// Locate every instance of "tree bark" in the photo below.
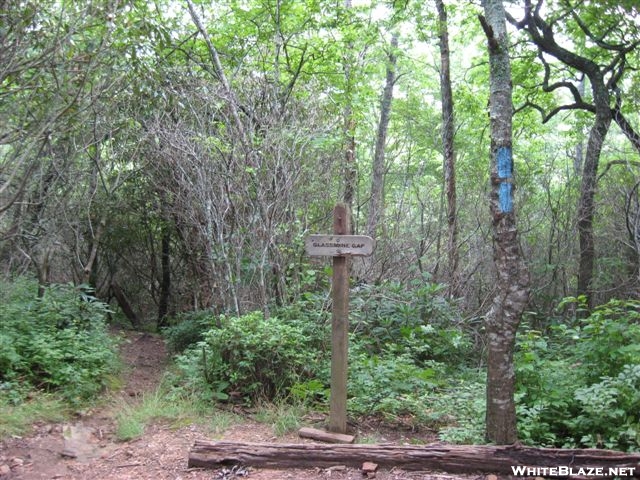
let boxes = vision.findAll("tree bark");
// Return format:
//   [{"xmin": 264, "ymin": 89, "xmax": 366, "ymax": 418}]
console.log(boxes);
[
  {"xmin": 436, "ymin": 0, "xmax": 459, "ymax": 298},
  {"xmin": 366, "ymin": 34, "xmax": 398, "ymax": 239},
  {"xmin": 189, "ymin": 440, "xmax": 640, "ymax": 476},
  {"xmin": 111, "ymin": 281, "xmax": 141, "ymax": 329},
  {"xmin": 613, "ymin": 108, "xmax": 640, "ymax": 155},
  {"xmin": 577, "ymin": 80, "xmax": 611, "ymax": 306},
  {"xmin": 157, "ymin": 227, "xmax": 171, "ymax": 327},
  {"xmin": 82, "ymin": 218, "xmax": 105, "ymax": 287},
  {"xmin": 479, "ymin": 0, "xmax": 530, "ymax": 445},
  {"xmin": 342, "ymin": 0, "xmax": 356, "ymax": 224}
]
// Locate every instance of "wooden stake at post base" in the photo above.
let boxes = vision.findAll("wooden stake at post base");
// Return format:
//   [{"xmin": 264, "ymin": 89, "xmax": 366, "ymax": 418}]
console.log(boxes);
[
  {"xmin": 330, "ymin": 203, "xmax": 350, "ymax": 434},
  {"xmin": 298, "ymin": 427, "xmax": 355, "ymax": 444}
]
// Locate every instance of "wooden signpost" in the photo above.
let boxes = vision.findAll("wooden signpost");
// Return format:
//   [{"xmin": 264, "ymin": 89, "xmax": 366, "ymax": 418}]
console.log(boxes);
[{"xmin": 305, "ymin": 204, "xmax": 375, "ymax": 434}]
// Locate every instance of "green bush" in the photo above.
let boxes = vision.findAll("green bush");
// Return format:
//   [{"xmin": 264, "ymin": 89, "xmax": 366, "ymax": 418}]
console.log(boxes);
[
  {"xmin": 569, "ymin": 364, "xmax": 640, "ymax": 450},
  {"xmin": 431, "ymin": 375, "xmax": 486, "ymax": 444},
  {"xmin": 174, "ymin": 311, "xmax": 321, "ymax": 402},
  {"xmin": 572, "ymin": 299, "xmax": 640, "ymax": 380},
  {"xmin": 0, "ymin": 277, "xmax": 119, "ymax": 405},
  {"xmin": 347, "ymin": 343, "xmax": 444, "ymax": 419},
  {"xmin": 165, "ymin": 286, "xmax": 477, "ymax": 435},
  {"xmin": 349, "ymin": 278, "xmax": 472, "ymax": 364},
  {"xmin": 515, "ymin": 299, "xmax": 640, "ymax": 450},
  {"xmin": 162, "ymin": 310, "xmax": 215, "ymax": 354}
]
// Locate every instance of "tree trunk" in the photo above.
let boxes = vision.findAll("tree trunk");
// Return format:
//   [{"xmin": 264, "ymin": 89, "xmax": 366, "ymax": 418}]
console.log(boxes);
[
  {"xmin": 111, "ymin": 281, "xmax": 141, "ymax": 329},
  {"xmin": 82, "ymin": 218, "xmax": 105, "ymax": 287},
  {"xmin": 573, "ymin": 76, "xmax": 586, "ymax": 175},
  {"xmin": 342, "ymin": 0, "xmax": 356, "ymax": 225},
  {"xmin": 189, "ymin": 440, "xmax": 640, "ymax": 476},
  {"xmin": 366, "ymin": 34, "xmax": 398, "ymax": 239},
  {"xmin": 157, "ymin": 227, "xmax": 171, "ymax": 327},
  {"xmin": 436, "ymin": 0, "xmax": 459, "ymax": 298},
  {"xmin": 343, "ymin": 115, "xmax": 357, "ymax": 234},
  {"xmin": 577, "ymin": 84, "xmax": 611, "ymax": 307},
  {"xmin": 479, "ymin": 0, "xmax": 530, "ymax": 445}
]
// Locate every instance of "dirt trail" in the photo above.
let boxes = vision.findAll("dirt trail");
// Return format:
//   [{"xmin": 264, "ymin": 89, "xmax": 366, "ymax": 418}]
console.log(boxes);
[{"xmin": 0, "ymin": 331, "xmax": 483, "ymax": 480}]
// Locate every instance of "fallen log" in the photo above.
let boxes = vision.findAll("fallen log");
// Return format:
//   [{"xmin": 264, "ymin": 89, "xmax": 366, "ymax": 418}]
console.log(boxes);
[{"xmin": 188, "ymin": 441, "xmax": 640, "ymax": 477}]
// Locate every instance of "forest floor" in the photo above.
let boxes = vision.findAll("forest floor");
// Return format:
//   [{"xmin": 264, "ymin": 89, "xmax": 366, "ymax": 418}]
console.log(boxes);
[{"xmin": 0, "ymin": 331, "xmax": 495, "ymax": 480}]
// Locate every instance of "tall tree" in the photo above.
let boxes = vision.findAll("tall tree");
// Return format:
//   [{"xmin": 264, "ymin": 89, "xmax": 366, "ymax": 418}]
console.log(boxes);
[
  {"xmin": 436, "ymin": 0, "xmax": 459, "ymax": 297},
  {"xmin": 479, "ymin": 0, "xmax": 531, "ymax": 444},
  {"xmin": 366, "ymin": 33, "xmax": 398, "ymax": 239},
  {"xmin": 342, "ymin": 0, "xmax": 358, "ymax": 221},
  {"xmin": 508, "ymin": 0, "xmax": 640, "ymax": 306}
]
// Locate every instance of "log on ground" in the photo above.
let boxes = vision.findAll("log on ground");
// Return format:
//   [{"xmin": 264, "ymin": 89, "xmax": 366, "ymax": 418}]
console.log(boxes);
[{"xmin": 188, "ymin": 441, "xmax": 640, "ymax": 476}]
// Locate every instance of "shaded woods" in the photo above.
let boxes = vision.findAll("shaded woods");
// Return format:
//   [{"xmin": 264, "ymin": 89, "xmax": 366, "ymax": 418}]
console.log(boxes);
[{"xmin": 2, "ymin": 0, "xmax": 640, "ymax": 452}]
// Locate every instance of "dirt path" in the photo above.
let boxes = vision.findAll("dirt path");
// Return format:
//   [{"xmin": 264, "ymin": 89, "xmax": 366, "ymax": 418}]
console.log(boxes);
[{"xmin": 0, "ymin": 331, "xmax": 485, "ymax": 480}]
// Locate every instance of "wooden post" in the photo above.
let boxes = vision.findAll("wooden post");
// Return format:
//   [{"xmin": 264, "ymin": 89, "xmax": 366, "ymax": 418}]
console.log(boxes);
[
  {"xmin": 304, "ymin": 205, "xmax": 373, "ymax": 435},
  {"xmin": 330, "ymin": 203, "xmax": 350, "ymax": 434}
]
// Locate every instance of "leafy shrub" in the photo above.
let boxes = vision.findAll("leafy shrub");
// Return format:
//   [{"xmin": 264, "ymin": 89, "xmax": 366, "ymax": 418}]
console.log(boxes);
[
  {"xmin": 569, "ymin": 364, "xmax": 640, "ymax": 450},
  {"xmin": 0, "ymin": 277, "xmax": 118, "ymax": 405},
  {"xmin": 515, "ymin": 299, "xmax": 640, "ymax": 450},
  {"xmin": 431, "ymin": 375, "xmax": 486, "ymax": 444},
  {"xmin": 288, "ymin": 336, "xmax": 483, "ymax": 435},
  {"xmin": 349, "ymin": 278, "xmax": 472, "ymax": 364},
  {"xmin": 163, "ymin": 310, "xmax": 215, "ymax": 354},
  {"xmin": 271, "ymin": 291, "xmax": 330, "ymax": 350},
  {"xmin": 572, "ymin": 299, "xmax": 640, "ymax": 380},
  {"xmin": 165, "ymin": 287, "xmax": 475, "ymax": 434},
  {"xmin": 347, "ymin": 343, "xmax": 445, "ymax": 420},
  {"xmin": 174, "ymin": 311, "xmax": 321, "ymax": 402}
]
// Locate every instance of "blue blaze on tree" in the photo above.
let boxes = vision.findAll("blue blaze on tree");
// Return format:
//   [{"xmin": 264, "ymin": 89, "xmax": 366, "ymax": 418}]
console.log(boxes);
[{"xmin": 497, "ymin": 147, "xmax": 513, "ymax": 214}]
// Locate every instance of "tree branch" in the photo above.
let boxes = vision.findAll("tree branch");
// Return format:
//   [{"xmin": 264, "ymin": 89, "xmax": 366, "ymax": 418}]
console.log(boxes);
[
  {"xmin": 566, "ymin": 1, "xmax": 629, "ymax": 52},
  {"xmin": 598, "ymin": 159, "xmax": 640, "ymax": 182},
  {"xmin": 478, "ymin": 15, "xmax": 499, "ymax": 51},
  {"xmin": 612, "ymin": 108, "xmax": 640, "ymax": 155},
  {"xmin": 186, "ymin": 0, "xmax": 250, "ymax": 155}
]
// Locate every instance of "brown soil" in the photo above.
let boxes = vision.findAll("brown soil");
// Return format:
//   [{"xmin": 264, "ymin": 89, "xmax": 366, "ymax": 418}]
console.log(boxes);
[{"xmin": 0, "ymin": 331, "xmax": 486, "ymax": 480}]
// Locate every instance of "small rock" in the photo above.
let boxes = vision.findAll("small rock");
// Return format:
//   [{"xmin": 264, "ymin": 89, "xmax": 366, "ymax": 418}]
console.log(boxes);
[
  {"xmin": 9, "ymin": 458, "xmax": 24, "ymax": 468},
  {"xmin": 326, "ymin": 465, "xmax": 346, "ymax": 472},
  {"xmin": 486, "ymin": 475, "xmax": 498, "ymax": 480},
  {"xmin": 362, "ymin": 462, "xmax": 378, "ymax": 473},
  {"xmin": 0, "ymin": 464, "xmax": 11, "ymax": 475}
]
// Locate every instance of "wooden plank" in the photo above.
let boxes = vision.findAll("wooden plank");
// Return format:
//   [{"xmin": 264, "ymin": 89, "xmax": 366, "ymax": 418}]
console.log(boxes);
[
  {"xmin": 188, "ymin": 440, "xmax": 640, "ymax": 476},
  {"xmin": 298, "ymin": 427, "xmax": 355, "ymax": 444},
  {"xmin": 329, "ymin": 204, "xmax": 350, "ymax": 434},
  {"xmin": 305, "ymin": 235, "xmax": 374, "ymax": 257}
]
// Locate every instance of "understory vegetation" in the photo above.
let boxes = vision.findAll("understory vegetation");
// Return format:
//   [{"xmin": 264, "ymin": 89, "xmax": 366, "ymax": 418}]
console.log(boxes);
[
  {"xmin": 0, "ymin": 279, "xmax": 119, "ymax": 434},
  {"xmin": 163, "ymin": 277, "xmax": 640, "ymax": 451},
  {"xmin": 2, "ymin": 276, "xmax": 640, "ymax": 451},
  {"xmin": 2, "ymin": 0, "xmax": 640, "ymax": 458}
]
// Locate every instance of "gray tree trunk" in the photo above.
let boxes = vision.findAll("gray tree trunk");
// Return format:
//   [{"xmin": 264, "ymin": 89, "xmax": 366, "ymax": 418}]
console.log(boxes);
[
  {"xmin": 366, "ymin": 34, "xmax": 398, "ymax": 239},
  {"xmin": 479, "ymin": 0, "xmax": 530, "ymax": 444},
  {"xmin": 436, "ymin": 0, "xmax": 459, "ymax": 298},
  {"xmin": 577, "ymin": 79, "xmax": 611, "ymax": 306},
  {"xmin": 342, "ymin": 0, "xmax": 356, "ymax": 220}
]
